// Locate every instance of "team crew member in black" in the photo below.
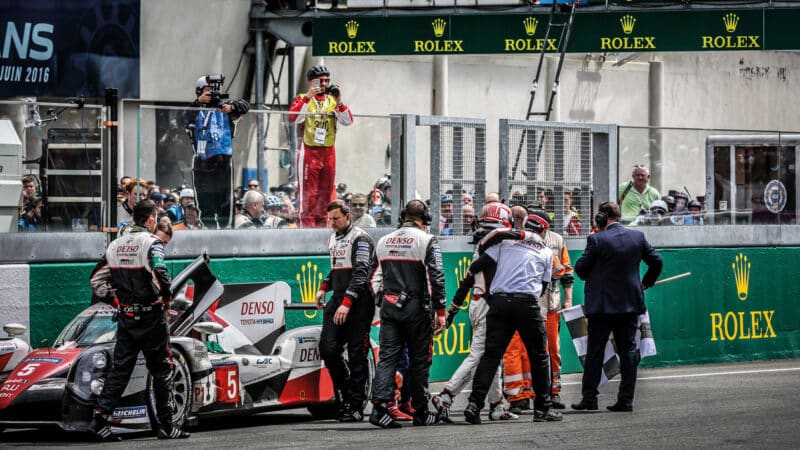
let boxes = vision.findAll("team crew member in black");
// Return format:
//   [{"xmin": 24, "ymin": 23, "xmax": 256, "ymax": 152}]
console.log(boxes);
[
  {"xmin": 315, "ymin": 200, "xmax": 376, "ymax": 422},
  {"xmin": 462, "ymin": 213, "xmax": 563, "ymax": 424},
  {"xmin": 88, "ymin": 200, "xmax": 189, "ymax": 441},
  {"xmin": 368, "ymin": 200, "xmax": 447, "ymax": 428}
]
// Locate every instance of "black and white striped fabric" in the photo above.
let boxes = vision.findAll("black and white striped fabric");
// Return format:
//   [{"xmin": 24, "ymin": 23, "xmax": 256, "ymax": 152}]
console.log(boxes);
[{"xmin": 562, "ymin": 305, "xmax": 657, "ymax": 385}]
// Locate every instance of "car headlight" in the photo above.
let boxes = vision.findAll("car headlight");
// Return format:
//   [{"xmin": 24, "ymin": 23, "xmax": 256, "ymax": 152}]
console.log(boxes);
[
  {"xmin": 90, "ymin": 379, "xmax": 105, "ymax": 396},
  {"xmin": 92, "ymin": 352, "xmax": 107, "ymax": 369},
  {"xmin": 69, "ymin": 348, "xmax": 111, "ymax": 401}
]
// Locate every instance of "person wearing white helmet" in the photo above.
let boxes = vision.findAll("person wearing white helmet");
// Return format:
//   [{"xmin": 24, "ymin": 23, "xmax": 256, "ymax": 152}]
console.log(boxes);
[
  {"xmin": 185, "ymin": 74, "xmax": 249, "ymax": 229},
  {"xmin": 166, "ymin": 188, "xmax": 195, "ymax": 224},
  {"xmin": 263, "ymin": 195, "xmax": 288, "ymax": 228},
  {"xmin": 288, "ymin": 65, "xmax": 353, "ymax": 228}
]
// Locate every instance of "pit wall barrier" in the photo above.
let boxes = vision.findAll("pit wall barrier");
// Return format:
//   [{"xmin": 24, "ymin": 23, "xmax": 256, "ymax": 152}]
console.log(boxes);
[{"xmin": 3, "ymin": 244, "xmax": 798, "ymax": 382}]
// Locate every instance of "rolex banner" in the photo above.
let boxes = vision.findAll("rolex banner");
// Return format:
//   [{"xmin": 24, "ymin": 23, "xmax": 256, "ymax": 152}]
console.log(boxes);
[
  {"xmin": 562, "ymin": 305, "xmax": 656, "ymax": 385},
  {"xmin": 313, "ymin": 8, "xmax": 800, "ymax": 56}
]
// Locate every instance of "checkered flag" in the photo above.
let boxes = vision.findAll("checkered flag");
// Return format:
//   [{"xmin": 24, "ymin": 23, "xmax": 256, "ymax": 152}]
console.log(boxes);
[{"xmin": 562, "ymin": 305, "xmax": 656, "ymax": 385}]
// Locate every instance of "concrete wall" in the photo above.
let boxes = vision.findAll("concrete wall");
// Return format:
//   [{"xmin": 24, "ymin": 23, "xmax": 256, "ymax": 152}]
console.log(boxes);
[{"xmin": 0, "ymin": 265, "xmax": 30, "ymax": 342}]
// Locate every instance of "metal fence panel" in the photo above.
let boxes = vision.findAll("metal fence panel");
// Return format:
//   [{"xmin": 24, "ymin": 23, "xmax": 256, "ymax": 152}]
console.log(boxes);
[
  {"xmin": 423, "ymin": 116, "xmax": 486, "ymax": 237},
  {"xmin": 500, "ymin": 120, "xmax": 593, "ymax": 237}
]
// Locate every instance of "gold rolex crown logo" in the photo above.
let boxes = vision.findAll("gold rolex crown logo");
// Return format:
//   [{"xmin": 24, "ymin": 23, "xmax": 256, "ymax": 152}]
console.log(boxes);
[
  {"xmin": 296, "ymin": 261, "xmax": 323, "ymax": 318},
  {"xmin": 432, "ymin": 18, "xmax": 447, "ymax": 38},
  {"xmin": 723, "ymin": 13, "xmax": 740, "ymax": 33},
  {"xmin": 620, "ymin": 14, "xmax": 636, "ymax": 35},
  {"xmin": 731, "ymin": 253, "xmax": 750, "ymax": 301},
  {"xmin": 523, "ymin": 17, "xmax": 539, "ymax": 36},
  {"xmin": 454, "ymin": 256, "xmax": 472, "ymax": 310},
  {"xmin": 345, "ymin": 19, "xmax": 359, "ymax": 39}
]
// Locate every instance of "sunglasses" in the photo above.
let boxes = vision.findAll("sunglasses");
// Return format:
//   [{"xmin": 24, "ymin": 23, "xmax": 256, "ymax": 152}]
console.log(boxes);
[
  {"xmin": 249, "ymin": 184, "xmax": 259, "ymax": 188},
  {"xmin": 352, "ymin": 202, "xmax": 366, "ymax": 207}
]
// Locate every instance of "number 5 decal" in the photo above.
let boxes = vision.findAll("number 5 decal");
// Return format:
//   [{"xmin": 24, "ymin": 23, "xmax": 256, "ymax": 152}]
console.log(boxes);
[
  {"xmin": 214, "ymin": 364, "xmax": 239, "ymax": 404},
  {"xmin": 17, "ymin": 363, "xmax": 41, "ymax": 376}
]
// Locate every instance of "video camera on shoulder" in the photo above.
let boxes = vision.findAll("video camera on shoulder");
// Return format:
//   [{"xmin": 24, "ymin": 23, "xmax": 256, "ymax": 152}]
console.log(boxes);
[{"xmin": 203, "ymin": 74, "xmax": 229, "ymax": 108}]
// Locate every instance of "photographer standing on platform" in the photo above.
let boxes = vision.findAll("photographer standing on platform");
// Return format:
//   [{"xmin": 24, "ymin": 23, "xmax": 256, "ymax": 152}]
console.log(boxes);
[
  {"xmin": 186, "ymin": 74, "xmax": 249, "ymax": 229},
  {"xmin": 289, "ymin": 65, "xmax": 353, "ymax": 228}
]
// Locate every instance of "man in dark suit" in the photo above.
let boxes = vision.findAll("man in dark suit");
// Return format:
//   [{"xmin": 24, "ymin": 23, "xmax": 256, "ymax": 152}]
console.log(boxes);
[{"xmin": 572, "ymin": 201, "xmax": 662, "ymax": 412}]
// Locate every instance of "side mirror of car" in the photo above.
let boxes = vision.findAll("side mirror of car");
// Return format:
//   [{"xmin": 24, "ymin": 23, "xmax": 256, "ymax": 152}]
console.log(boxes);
[
  {"xmin": 192, "ymin": 321, "xmax": 223, "ymax": 336},
  {"xmin": 3, "ymin": 323, "xmax": 27, "ymax": 338}
]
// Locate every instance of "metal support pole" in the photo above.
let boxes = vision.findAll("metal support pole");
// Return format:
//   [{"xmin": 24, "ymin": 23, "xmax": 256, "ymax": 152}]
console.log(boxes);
[
  {"xmin": 105, "ymin": 88, "xmax": 118, "ymax": 237},
  {"xmin": 256, "ymin": 30, "xmax": 266, "ymax": 190}
]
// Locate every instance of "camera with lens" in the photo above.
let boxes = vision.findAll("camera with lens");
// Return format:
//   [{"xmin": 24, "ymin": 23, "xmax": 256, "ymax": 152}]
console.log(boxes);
[
  {"xmin": 204, "ymin": 74, "xmax": 229, "ymax": 108},
  {"xmin": 326, "ymin": 84, "xmax": 341, "ymax": 98}
]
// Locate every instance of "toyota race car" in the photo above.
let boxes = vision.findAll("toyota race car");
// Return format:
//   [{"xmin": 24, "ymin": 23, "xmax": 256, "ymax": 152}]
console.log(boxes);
[{"xmin": 0, "ymin": 255, "xmax": 375, "ymax": 435}]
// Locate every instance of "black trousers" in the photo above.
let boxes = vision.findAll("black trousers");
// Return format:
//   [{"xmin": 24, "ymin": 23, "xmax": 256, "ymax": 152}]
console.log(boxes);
[
  {"xmin": 319, "ymin": 296, "xmax": 375, "ymax": 406},
  {"xmin": 581, "ymin": 312, "xmax": 640, "ymax": 406},
  {"xmin": 96, "ymin": 311, "xmax": 174, "ymax": 427},
  {"xmin": 372, "ymin": 298, "xmax": 433, "ymax": 414},
  {"xmin": 468, "ymin": 294, "xmax": 551, "ymax": 411},
  {"xmin": 193, "ymin": 154, "xmax": 232, "ymax": 229}
]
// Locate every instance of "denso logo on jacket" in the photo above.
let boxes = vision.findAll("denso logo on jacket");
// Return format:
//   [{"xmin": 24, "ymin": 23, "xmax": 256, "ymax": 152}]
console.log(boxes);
[{"xmin": 385, "ymin": 237, "xmax": 415, "ymax": 246}]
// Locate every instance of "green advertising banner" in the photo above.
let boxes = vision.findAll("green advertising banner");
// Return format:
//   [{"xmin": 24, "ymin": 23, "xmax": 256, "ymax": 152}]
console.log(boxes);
[
  {"xmin": 25, "ymin": 247, "xmax": 800, "ymax": 381},
  {"xmin": 312, "ymin": 8, "xmax": 797, "ymax": 56}
]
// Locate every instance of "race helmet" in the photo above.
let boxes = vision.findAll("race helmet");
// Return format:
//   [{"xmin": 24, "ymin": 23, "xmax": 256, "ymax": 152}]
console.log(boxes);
[
  {"xmin": 650, "ymin": 199, "xmax": 668, "ymax": 215},
  {"xmin": 688, "ymin": 199, "xmax": 703, "ymax": 211},
  {"xmin": 528, "ymin": 208, "xmax": 552, "ymax": 227},
  {"xmin": 478, "ymin": 202, "xmax": 512, "ymax": 229},
  {"xmin": 180, "ymin": 188, "xmax": 195, "ymax": 199},
  {"xmin": 306, "ymin": 65, "xmax": 330, "ymax": 80},
  {"xmin": 265, "ymin": 195, "xmax": 282, "ymax": 210},
  {"xmin": 524, "ymin": 214, "xmax": 550, "ymax": 233}
]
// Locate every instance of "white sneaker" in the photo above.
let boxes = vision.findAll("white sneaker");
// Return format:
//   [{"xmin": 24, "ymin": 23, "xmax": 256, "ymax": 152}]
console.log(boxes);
[{"xmin": 489, "ymin": 405, "xmax": 520, "ymax": 421}]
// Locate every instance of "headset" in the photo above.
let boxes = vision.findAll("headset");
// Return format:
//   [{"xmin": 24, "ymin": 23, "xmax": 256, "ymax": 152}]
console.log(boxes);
[
  {"xmin": 595, "ymin": 201, "xmax": 610, "ymax": 230},
  {"xmin": 399, "ymin": 199, "xmax": 432, "ymax": 226}
]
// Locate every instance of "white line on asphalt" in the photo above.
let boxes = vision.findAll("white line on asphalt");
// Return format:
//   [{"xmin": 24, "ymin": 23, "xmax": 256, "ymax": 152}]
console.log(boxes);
[
  {"xmin": 453, "ymin": 366, "xmax": 800, "ymax": 392},
  {"xmin": 560, "ymin": 366, "xmax": 800, "ymax": 385}
]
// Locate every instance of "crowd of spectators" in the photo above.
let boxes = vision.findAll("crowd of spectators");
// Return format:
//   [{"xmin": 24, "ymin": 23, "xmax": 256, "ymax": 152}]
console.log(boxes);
[{"xmin": 18, "ymin": 167, "xmax": 710, "ymax": 233}]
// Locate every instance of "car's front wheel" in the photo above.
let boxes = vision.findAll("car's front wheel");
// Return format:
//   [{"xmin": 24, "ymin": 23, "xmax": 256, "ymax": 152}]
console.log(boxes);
[{"xmin": 147, "ymin": 348, "xmax": 192, "ymax": 431}]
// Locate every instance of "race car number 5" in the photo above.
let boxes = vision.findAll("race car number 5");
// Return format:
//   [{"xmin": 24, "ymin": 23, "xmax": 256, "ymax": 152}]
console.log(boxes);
[
  {"xmin": 215, "ymin": 365, "xmax": 239, "ymax": 403},
  {"xmin": 17, "ymin": 363, "xmax": 40, "ymax": 376}
]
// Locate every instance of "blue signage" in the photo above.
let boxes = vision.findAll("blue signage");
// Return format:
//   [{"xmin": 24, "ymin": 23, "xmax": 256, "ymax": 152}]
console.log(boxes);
[{"xmin": 0, "ymin": 0, "xmax": 140, "ymax": 98}]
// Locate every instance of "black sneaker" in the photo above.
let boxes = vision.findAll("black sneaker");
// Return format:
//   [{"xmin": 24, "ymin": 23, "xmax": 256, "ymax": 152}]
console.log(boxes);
[
  {"xmin": 369, "ymin": 403, "xmax": 402, "ymax": 429},
  {"xmin": 551, "ymin": 394, "xmax": 566, "ymax": 410},
  {"xmin": 509, "ymin": 399, "xmax": 530, "ymax": 415},
  {"xmin": 335, "ymin": 402, "xmax": 351, "ymax": 422},
  {"xmin": 340, "ymin": 406, "xmax": 365, "ymax": 422},
  {"xmin": 157, "ymin": 426, "xmax": 191, "ymax": 439},
  {"xmin": 463, "ymin": 402, "xmax": 481, "ymax": 425},
  {"xmin": 89, "ymin": 413, "xmax": 122, "ymax": 442},
  {"xmin": 533, "ymin": 408, "xmax": 563, "ymax": 422},
  {"xmin": 413, "ymin": 410, "xmax": 443, "ymax": 426}
]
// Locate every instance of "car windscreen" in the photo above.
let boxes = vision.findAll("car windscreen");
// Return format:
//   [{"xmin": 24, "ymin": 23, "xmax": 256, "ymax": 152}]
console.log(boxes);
[{"xmin": 55, "ymin": 305, "xmax": 117, "ymax": 346}]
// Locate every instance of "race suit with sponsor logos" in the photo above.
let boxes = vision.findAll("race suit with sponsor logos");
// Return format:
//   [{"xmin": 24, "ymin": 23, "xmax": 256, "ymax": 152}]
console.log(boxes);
[
  {"xmin": 369, "ymin": 223, "xmax": 446, "ymax": 414},
  {"xmin": 465, "ymin": 237, "xmax": 554, "ymax": 412},
  {"xmin": 444, "ymin": 228, "xmax": 543, "ymax": 405},
  {"xmin": 318, "ymin": 224, "xmax": 376, "ymax": 407},
  {"xmin": 288, "ymin": 93, "xmax": 353, "ymax": 228},
  {"xmin": 88, "ymin": 227, "xmax": 175, "ymax": 429}
]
